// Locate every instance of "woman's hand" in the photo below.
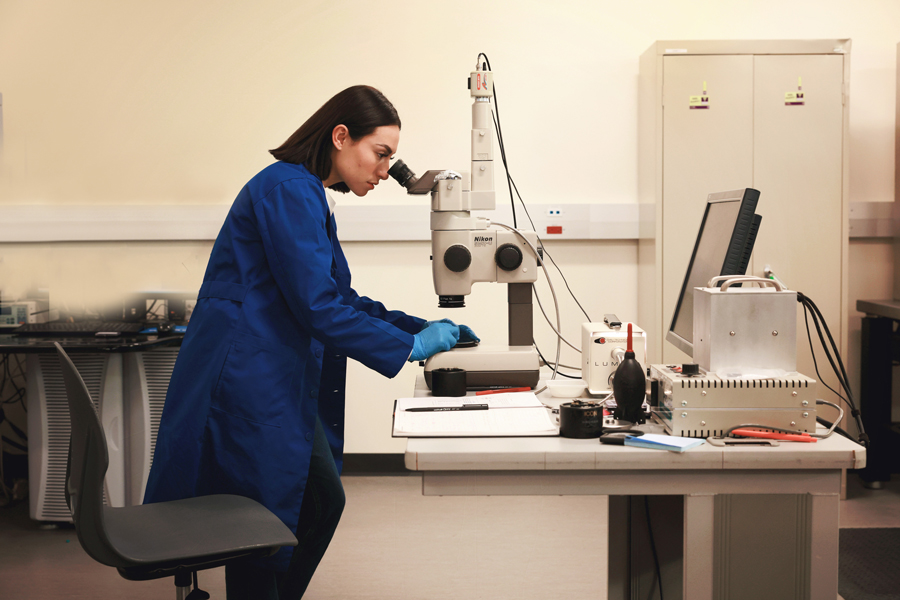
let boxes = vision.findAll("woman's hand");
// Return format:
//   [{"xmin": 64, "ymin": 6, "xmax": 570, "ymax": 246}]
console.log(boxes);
[
  {"xmin": 420, "ymin": 319, "xmax": 480, "ymax": 344},
  {"xmin": 410, "ymin": 322, "xmax": 460, "ymax": 361}
]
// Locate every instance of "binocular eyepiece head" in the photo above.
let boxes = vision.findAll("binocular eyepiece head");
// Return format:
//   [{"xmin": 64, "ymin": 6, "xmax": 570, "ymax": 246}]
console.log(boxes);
[{"xmin": 388, "ymin": 159, "xmax": 419, "ymax": 190}]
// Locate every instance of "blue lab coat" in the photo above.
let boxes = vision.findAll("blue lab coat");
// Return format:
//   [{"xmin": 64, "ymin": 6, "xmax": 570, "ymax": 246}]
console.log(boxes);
[{"xmin": 144, "ymin": 161, "xmax": 424, "ymax": 571}]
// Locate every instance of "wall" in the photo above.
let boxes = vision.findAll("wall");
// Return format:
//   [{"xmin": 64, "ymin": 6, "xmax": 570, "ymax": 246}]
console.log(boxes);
[
  {"xmin": 0, "ymin": 0, "xmax": 897, "ymax": 452},
  {"xmin": 2, "ymin": 1, "xmax": 897, "ymax": 208}
]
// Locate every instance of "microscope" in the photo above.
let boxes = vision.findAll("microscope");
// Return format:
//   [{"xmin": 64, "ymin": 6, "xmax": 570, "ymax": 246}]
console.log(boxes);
[{"xmin": 389, "ymin": 61, "xmax": 541, "ymax": 390}]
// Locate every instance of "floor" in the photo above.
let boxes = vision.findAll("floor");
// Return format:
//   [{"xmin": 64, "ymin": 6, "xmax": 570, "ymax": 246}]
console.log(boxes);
[{"xmin": 0, "ymin": 472, "xmax": 897, "ymax": 600}]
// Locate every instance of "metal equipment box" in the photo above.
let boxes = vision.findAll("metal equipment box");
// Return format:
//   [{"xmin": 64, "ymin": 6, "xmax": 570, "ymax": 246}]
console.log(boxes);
[
  {"xmin": 694, "ymin": 277, "xmax": 797, "ymax": 373},
  {"xmin": 649, "ymin": 364, "xmax": 816, "ymax": 437}
]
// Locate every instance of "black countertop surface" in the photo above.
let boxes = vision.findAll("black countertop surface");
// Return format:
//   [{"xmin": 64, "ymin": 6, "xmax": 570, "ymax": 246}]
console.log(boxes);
[{"xmin": 0, "ymin": 333, "xmax": 184, "ymax": 353}]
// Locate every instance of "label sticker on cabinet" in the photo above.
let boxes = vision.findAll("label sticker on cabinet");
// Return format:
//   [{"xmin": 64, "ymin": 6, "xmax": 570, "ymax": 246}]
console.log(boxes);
[
  {"xmin": 785, "ymin": 77, "xmax": 805, "ymax": 106},
  {"xmin": 689, "ymin": 81, "xmax": 709, "ymax": 109}
]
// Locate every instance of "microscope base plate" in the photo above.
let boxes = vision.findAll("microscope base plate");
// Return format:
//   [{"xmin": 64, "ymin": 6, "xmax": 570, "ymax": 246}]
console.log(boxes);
[{"xmin": 424, "ymin": 345, "xmax": 540, "ymax": 391}]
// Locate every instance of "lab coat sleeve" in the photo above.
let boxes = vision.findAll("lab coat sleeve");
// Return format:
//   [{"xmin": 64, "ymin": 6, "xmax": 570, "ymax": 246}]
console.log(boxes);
[
  {"xmin": 342, "ymin": 288, "xmax": 425, "ymax": 335},
  {"xmin": 254, "ymin": 179, "xmax": 413, "ymax": 377},
  {"xmin": 328, "ymin": 215, "xmax": 425, "ymax": 335}
]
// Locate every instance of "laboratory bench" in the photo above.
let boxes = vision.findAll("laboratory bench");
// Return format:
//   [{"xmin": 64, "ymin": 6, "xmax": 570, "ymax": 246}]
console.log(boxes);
[{"xmin": 404, "ymin": 375, "xmax": 865, "ymax": 600}]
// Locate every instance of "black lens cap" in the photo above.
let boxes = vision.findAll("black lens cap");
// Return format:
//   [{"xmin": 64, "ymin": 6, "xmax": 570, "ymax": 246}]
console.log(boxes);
[{"xmin": 599, "ymin": 430, "xmax": 644, "ymax": 445}]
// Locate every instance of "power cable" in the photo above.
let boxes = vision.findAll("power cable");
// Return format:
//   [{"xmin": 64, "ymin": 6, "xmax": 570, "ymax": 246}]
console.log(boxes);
[
  {"xmin": 644, "ymin": 496, "xmax": 664, "ymax": 600},
  {"xmin": 479, "ymin": 53, "xmax": 594, "ymax": 372},
  {"xmin": 796, "ymin": 292, "xmax": 867, "ymax": 446}
]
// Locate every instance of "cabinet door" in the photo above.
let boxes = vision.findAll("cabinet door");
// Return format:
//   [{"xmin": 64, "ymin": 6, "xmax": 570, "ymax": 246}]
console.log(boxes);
[
  {"xmin": 752, "ymin": 54, "xmax": 845, "ymax": 400},
  {"xmin": 662, "ymin": 55, "xmax": 754, "ymax": 364}
]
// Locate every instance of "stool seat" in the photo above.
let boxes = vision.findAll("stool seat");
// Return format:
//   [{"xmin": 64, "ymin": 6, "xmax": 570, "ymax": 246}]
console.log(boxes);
[
  {"xmin": 103, "ymin": 495, "xmax": 298, "ymax": 580},
  {"xmin": 55, "ymin": 342, "xmax": 298, "ymax": 597}
]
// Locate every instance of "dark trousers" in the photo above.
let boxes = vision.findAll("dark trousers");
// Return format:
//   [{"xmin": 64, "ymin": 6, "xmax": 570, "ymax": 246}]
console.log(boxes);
[{"xmin": 225, "ymin": 419, "xmax": 346, "ymax": 600}]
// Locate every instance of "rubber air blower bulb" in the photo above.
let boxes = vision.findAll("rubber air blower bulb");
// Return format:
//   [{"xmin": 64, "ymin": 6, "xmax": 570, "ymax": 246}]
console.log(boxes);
[{"xmin": 612, "ymin": 323, "xmax": 646, "ymax": 424}]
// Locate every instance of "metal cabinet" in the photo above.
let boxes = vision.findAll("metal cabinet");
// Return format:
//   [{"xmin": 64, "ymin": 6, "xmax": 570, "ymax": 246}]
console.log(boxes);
[
  {"xmin": 27, "ymin": 353, "xmax": 124, "ymax": 521},
  {"xmin": 26, "ymin": 346, "xmax": 178, "ymax": 522},
  {"xmin": 639, "ymin": 40, "xmax": 850, "ymax": 405}
]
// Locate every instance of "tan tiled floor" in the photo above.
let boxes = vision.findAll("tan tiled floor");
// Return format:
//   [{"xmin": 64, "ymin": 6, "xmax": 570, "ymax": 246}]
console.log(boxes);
[
  {"xmin": 0, "ymin": 473, "xmax": 896, "ymax": 599},
  {"xmin": 840, "ymin": 475, "xmax": 900, "ymax": 528}
]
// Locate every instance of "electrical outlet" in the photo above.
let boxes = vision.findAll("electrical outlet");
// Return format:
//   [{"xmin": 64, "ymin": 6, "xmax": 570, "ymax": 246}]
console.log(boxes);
[{"xmin": 547, "ymin": 208, "xmax": 563, "ymax": 217}]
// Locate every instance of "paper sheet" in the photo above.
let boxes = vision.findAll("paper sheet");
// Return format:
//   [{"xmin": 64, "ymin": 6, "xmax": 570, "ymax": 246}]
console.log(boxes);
[
  {"xmin": 393, "ymin": 392, "xmax": 556, "ymax": 437},
  {"xmin": 393, "ymin": 407, "xmax": 557, "ymax": 436},
  {"xmin": 395, "ymin": 391, "xmax": 543, "ymax": 412}
]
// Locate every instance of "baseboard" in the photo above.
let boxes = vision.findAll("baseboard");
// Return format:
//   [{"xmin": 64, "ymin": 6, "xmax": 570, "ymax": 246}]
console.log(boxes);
[{"xmin": 341, "ymin": 453, "xmax": 412, "ymax": 475}]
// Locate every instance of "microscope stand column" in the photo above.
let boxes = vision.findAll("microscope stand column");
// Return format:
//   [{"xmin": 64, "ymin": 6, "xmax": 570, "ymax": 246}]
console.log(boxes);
[{"xmin": 508, "ymin": 283, "xmax": 533, "ymax": 347}]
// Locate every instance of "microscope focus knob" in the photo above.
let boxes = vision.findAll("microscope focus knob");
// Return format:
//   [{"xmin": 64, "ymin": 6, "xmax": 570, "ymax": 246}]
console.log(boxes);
[
  {"xmin": 495, "ymin": 243, "xmax": 523, "ymax": 271},
  {"xmin": 443, "ymin": 244, "xmax": 472, "ymax": 272}
]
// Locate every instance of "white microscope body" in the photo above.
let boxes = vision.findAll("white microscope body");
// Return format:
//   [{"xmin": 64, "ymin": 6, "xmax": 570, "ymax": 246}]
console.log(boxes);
[{"xmin": 389, "ymin": 62, "xmax": 540, "ymax": 389}]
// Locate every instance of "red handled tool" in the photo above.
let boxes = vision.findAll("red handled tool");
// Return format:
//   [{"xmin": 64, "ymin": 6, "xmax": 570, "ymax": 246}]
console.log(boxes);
[
  {"xmin": 731, "ymin": 428, "xmax": 817, "ymax": 443},
  {"xmin": 475, "ymin": 387, "xmax": 532, "ymax": 396}
]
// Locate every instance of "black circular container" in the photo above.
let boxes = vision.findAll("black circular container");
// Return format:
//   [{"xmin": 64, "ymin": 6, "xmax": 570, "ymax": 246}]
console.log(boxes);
[
  {"xmin": 431, "ymin": 368, "xmax": 467, "ymax": 397},
  {"xmin": 559, "ymin": 400, "xmax": 604, "ymax": 438}
]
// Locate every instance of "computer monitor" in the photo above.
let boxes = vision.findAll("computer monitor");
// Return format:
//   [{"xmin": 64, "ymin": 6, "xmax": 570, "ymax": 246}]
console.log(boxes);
[{"xmin": 666, "ymin": 188, "xmax": 762, "ymax": 357}]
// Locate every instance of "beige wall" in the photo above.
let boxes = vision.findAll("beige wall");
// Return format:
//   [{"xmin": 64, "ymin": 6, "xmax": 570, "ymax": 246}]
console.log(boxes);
[
  {"xmin": 1, "ymin": 1, "xmax": 897, "ymax": 208},
  {"xmin": 0, "ymin": 1, "xmax": 897, "ymax": 451}
]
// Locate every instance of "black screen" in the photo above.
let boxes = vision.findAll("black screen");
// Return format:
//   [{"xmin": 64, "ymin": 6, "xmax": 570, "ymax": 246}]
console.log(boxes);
[{"xmin": 667, "ymin": 188, "xmax": 761, "ymax": 357}]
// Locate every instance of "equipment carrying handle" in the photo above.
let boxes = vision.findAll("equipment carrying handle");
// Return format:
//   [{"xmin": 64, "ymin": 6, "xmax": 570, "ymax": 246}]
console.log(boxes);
[{"xmin": 707, "ymin": 275, "xmax": 784, "ymax": 292}]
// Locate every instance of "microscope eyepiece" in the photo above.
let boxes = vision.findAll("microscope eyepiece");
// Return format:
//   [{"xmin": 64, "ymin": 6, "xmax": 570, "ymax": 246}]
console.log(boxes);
[{"xmin": 388, "ymin": 159, "xmax": 419, "ymax": 189}]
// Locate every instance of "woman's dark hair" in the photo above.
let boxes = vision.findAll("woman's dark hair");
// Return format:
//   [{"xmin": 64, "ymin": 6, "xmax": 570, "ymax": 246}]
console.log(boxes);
[{"xmin": 270, "ymin": 85, "xmax": 401, "ymax": 193}]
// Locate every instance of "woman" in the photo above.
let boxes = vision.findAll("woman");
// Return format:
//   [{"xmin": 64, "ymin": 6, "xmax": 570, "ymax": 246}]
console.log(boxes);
[{"xmin": 144, "ymin": 85, "xmax": 476, "ymax": 599}]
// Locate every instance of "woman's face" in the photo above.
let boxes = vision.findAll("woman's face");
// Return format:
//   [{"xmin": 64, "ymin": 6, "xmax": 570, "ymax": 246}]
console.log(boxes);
[{"xmin": 329, "ymin": 125, "xmax": 400, "ymax": 196}]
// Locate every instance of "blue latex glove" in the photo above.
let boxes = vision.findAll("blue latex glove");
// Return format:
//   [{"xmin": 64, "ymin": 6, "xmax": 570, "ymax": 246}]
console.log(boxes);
[
  {"xmin": 410, "ymin": 322, "xmax": 460, "ymax": 361},
  {"xmin": 420, "ymin": 318, "xmax": 456, "ymax": 330},
  {"xmin": 420, "ymin": 319, "xmax": 480, "ymax": 344},
  {"xmin": 458, "ymin": 324, "xmax": 480, "ymax": 344}
]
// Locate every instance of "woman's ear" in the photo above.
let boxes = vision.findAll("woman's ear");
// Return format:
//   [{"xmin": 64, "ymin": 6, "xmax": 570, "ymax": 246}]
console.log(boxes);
[{"xmin": 332, "ymin": 124, "xmax": 349, "ymax": 150}]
